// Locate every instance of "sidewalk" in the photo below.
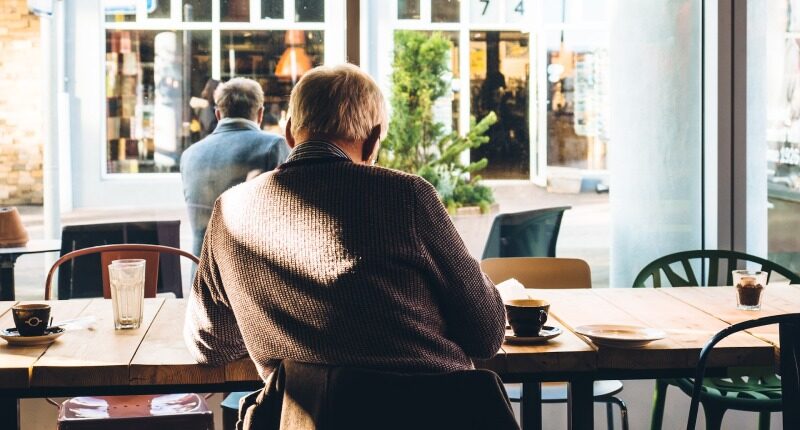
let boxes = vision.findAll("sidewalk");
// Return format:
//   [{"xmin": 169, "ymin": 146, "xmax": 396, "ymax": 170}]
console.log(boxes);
[{"xmin": 11, "ymin": 182, "xmax": 610, "ymax": 300}]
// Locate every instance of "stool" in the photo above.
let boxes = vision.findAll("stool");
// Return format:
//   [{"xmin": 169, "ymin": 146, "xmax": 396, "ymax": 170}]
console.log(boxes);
[{"xmin": 57, "ymin": 394, "xmax": 213, "ymax": 430}]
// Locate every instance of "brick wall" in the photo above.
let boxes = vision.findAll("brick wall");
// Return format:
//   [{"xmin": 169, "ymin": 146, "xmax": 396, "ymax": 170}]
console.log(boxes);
[{"xmin": 0, "ymin": 0, "xmax": 43, "ymax": 205}]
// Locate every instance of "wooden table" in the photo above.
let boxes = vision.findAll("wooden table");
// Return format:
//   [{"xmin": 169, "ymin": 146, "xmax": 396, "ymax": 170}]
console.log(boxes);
[
  {"xmin": 0, "ymin": 239, "xmax": 61, "ymax": 301},
  {"xmin": 0, "ymin": 286, "xmax": 795, "ymax": 430}
]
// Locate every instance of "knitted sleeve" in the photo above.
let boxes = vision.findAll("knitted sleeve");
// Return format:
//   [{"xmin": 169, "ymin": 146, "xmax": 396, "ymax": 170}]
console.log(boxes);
[
  {"xmin": 412, "ymin": 177, "xmax": 506, "ymax": 359},
  {"xmin": 184, "ymin": 199, "xmax": 248, "ymax": 366}
]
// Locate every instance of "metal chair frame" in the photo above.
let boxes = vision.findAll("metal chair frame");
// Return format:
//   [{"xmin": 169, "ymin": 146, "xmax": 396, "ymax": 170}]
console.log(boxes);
[
  {"xmin": 45, "ymin": 244, "xmax": 199, "ymax": 300},
  {"xmin": 686, "ymin": 313, "xmax": 800, "ymax": 430},
  {"xmin": 634, "ymin": 249, "xmax": 800, "ymax": 430}
]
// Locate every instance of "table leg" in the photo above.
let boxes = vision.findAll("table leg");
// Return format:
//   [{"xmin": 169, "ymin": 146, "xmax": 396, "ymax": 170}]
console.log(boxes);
[
  {"xmin": 0, "ymin": 255, "xmax": 17, "ymax": 301},
  {"xmin": 0, "ymin": 397, "xmax": 19, "ymax": 430},
  {"xmin": 568, "ymin": 377, "xmax": 594, "ymax": 430},
  {"xmin": 520, "ymin": 381, "xmax": 542, "ymax": 430}
]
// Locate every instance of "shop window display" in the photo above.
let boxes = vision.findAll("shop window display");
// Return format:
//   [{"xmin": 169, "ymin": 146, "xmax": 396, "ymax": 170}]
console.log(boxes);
[
  {"xmin": 220, "ymin": 30, "xmax": 324, "ymax": 134},
  {"xmin": 545, "ymin": 30, "xmax": 609, "ymax": 171},
  {"xmin": 102, "ymin": 0, "xmax": 325, "ymax": 174},
  {"xmin": 469, "ymin": 31, "xmax": 530, "ymax": 179},
  {"xmin": 105, "ymin": 30, "xmax": 211, "ymax": 173}
]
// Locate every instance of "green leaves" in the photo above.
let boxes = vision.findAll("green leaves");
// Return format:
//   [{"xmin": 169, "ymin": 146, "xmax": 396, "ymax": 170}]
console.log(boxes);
[{"xmin": 380, "ymin": 30, "xmax": 497, "ymax": 213}]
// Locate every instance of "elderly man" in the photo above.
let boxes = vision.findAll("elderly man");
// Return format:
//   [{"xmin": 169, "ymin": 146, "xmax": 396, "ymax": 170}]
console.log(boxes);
[
  {"xmin": 184, "ymin": 64, "xmax": 505, "ymax": 379},
  {"xmin": 180, "ymin": 77, "xmax": 288, "ymax": 257}
]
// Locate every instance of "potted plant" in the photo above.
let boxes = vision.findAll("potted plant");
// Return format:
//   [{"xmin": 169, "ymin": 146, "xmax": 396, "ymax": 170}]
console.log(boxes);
[{"xmin": 379, "ymin": 31, "xmax": 499, "ymax": 256}]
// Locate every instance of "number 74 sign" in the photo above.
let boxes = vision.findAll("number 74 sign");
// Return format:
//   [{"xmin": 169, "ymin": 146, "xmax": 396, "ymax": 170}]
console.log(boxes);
[{"xmin": 470, "ymin": 0, "xmax": 528, "ymax": 24}]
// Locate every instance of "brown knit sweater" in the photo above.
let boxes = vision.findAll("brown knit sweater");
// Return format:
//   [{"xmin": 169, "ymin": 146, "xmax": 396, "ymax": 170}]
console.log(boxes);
[{"xmin": 184, "ymin": 157, "xmax": 506, "ymax": 379}]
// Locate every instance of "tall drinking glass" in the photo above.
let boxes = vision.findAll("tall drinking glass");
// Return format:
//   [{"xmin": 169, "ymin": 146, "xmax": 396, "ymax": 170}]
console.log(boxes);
[{"xmin": 108, "ymin": 259, "xmax": 146, "ymax": 329}]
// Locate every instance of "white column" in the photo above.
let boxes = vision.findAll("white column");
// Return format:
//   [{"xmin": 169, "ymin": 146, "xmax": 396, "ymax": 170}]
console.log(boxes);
[
  {"xmin": 41, "ymin": 5, "xmax": 60, "ymax": 240},
  {"xmin": 608, "ymin": 0, "xmax": 702, "ymax": 287}
]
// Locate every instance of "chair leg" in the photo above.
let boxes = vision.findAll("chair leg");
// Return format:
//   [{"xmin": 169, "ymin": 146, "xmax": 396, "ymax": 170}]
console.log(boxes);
[
  {"xmin": 605, "ymin": 396, "xmax": 629, "ymax": 430},
  {"xmin": 650, "ymin": 379, "xmax": 668, "ymax": 430},
  {"xmin": 606, "ymin": 402, "xmax": 615, "ymax": 430},
  {"xmin": 701, "ymin": 403, "xmax": 726, "ymax": 430},
  {"xmin": 757, "ymin": 412, "xmax": 770, "ymax": 430}
]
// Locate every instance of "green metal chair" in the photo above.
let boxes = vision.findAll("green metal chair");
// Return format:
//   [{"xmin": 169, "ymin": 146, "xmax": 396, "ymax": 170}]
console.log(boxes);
[
  {"xmin": 481, "ymin": 207, "xmax": 570, "ymax": 259},
  {"xmin": 632, "ymin": 249, "xmax": 800, "ymax": 430}
]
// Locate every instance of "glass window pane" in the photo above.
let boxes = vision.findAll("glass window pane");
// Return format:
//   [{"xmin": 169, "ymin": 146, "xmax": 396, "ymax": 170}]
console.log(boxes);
[
  {"xmin": 262, "ymin": 0, "xmax": 284, "ymax": 19},
  {"xmin": 432, "ymin": 0, "xmax": 460, "ymax": 22},
  {"xmin": 398, "ymin": 0, "xmax": 420, "ymax": 20},
  {"xmin": 469, "ymin": 31, "xmax": 530, "ymax": 179},
  {"xmin": 221, "ymin": 0, "xmax": 250, "ymax": 22},
  {"xmin": 295, "ymin": 0, "xmax": 324, "ymax": 22},
  {"xmin": 757, "ymin": 1, "xmax": 800, "ymax": 274},
  {"xmin": 220, "ymin": 30, "xmax": 325, "ymax": 132},
  {"xmin": 183, "ymin": 0, "xmax": 212, "ymax": 22},
  {"xmin": 147, "ymin": 0, "xmax": 170, "ymax": 19},
  {"xmin": 104, "ymin": 0, "xmax": 136, "ymax": 22},
  {"xmin": 544, "ymin": 30, "xmax": 608, "ymax": 170},
  {"xmin": 105, "ymin": 30, "xmax": 211, "ymax": 173}
]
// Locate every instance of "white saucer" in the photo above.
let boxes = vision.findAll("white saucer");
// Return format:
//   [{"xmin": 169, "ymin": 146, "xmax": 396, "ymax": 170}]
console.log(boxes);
[
  {"xmin": 504, "ymin": 326, "xmax": 562, "ymax": 344},
  {"xmin": 575, "ymin": 324, "xmax": 666, "ymax": 348},
  {"xmin": 0, "ymin": 327, "xmax": 65, "ymax": 346}
]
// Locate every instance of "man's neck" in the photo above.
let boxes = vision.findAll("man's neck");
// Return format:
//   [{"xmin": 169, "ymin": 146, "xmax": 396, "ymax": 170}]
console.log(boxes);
[{"xmin": 299, "ymin": 136, "xmax": 362, "ymax": 163}]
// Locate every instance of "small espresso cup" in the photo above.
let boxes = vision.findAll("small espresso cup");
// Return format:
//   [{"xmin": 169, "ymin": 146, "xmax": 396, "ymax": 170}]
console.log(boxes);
[
  {"xmin": 505, "ymin": 299, "xmax": 550, "ymax": 337},
  {"xmin": 12, "ymin": 304, "xmax": 51, "ymax": 336}
]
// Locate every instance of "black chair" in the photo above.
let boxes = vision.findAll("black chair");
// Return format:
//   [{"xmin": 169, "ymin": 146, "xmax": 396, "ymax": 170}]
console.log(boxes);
[
  {"xmin": 632, "ymin": 249, "xmax": 800, "ymax": 289},
  {"xmin": 481, "ymin": 207, "xmax": 571, "ymax": 259},
  {"xmin": 237, "ymin": 360, "xmax": 520, "ymax": 430},
  {"xmin": 634, "ymin": 250, "xmax": 800, "ymax": 430},
  {"xmin": 686, "ymin": 313, "xmax": 800, "ymax": 430},
  {"xmin": 57, "ymin": 221, "xmax": 184, "ymax": 299}
]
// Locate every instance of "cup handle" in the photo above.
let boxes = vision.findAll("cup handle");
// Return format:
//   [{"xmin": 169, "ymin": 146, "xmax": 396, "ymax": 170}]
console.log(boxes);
[{"xmin": 539, "ymin": 310, "xmax": 548, "ymax": 325}]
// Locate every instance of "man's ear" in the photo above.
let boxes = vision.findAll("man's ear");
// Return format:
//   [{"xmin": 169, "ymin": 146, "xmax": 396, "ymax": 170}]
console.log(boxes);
[
  {"xmin": 256, "ymin": 106, "xmax": 265, "ymax": 125},
  {"xmin": 215, "ymin": 109, "xmax": 222, "ymax": 121},
  {"xmin": 361, "ymin": 125, "xmax": 382, "ymax": 164},
  {"xmin": 285, "ymin": 119, "xmax": 296, "ymax": 149}
]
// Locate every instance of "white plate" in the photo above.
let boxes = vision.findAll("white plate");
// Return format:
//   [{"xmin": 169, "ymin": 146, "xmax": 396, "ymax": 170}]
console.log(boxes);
[
  {"xmin": 0, "ymin": 327, "xmax": 65, "ymax": 346},
  {"xmin": 504, "ymin": 326, "xmax": 562, "ymax": 344},
  {"xmin": 575, "ymin": 324, "xmax": 666, "ymax": 348}
]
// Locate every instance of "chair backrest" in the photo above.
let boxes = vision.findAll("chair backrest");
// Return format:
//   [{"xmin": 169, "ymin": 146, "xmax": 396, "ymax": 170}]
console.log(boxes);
[
  {"xmin": 45, "ymin": 244, "xmax": 199, "ymax": 300},
  {"xmin": 481, "ymin": 257, "xmax": 592, "ymax": 289},
  {"xmin": 686, "ymin": 313, "xmax": 800, "ymax": 430},
  {"xmin": 482, "ymin": 206, "xmax": 570, "ymax": 259},
  {"xmin": 59, "ymin": 221, "xmax": 184, "ymax": 299},
  {"xmin": 632, "ymin": 249, "xmax": 800, "ymax": 288},
  {"xmin": 246, "ymin": 360, "xmax": 519, "ymax": 430}
]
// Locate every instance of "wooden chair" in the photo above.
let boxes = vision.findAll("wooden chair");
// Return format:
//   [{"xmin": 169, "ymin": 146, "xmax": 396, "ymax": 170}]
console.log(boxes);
[
  {"xmin": 686, "ymin": 313, "xmax": 800, "ymax": 430},
  {"xmin": 45, "ymin": 243, "xmax": 199, "ymax": 300},
  {"xmin": 44, "ymin": 244, "xmax": 209, "ymax": 430},
  {"xmin": 481, "ymin": 257, "xmax": 629, "ymax": 430},
  {"xmin": 634, "ymin": 250, "xmax": 800, "ymax": 430}
]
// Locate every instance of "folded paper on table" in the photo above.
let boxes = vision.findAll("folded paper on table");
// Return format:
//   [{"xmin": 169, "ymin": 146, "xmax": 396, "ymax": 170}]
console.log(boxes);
[{"xmin": 495, "ymin": 278, "xmax": 527, "ymax": 303}]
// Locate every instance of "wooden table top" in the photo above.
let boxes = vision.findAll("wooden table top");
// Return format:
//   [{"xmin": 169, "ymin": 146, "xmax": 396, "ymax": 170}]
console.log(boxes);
[{"xmin": 0, "ymin": 285, "xmax": 795, "ymax": 391}]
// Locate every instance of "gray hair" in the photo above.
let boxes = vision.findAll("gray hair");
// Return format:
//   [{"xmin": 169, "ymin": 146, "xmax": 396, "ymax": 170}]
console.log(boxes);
[
  {"xmin": 214, "ymin": 77, "xmax": 264, "ymax": 120},
  {"xmin": 288, "ymin": 64, "xmax": 387, "ymax": 142}
]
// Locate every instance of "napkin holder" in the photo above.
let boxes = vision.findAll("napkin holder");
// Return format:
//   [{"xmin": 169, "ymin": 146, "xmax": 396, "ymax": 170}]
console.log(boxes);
[{"xmin": 0, "ymin": 207, "xmax": 29, "ymax": 247}]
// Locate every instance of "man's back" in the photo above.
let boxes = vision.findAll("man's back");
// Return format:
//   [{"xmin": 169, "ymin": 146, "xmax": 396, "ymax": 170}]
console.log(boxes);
[
  {"xmin": 181, "ymin": 119, "xmax": 288, "ymax": 256},
  {"xmin": 185, "ymin": 157, "xmax": 505, "ymax": 378}
]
